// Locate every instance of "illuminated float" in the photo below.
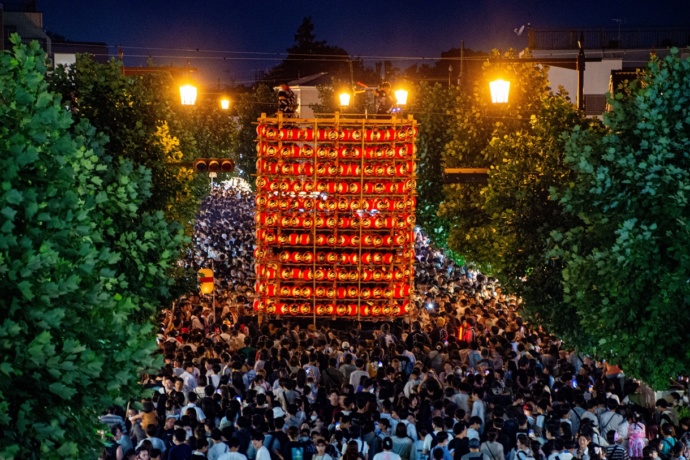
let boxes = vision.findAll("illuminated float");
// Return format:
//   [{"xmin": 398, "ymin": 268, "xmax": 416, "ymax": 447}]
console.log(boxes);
[{"xmin": 253, "ymin": 113, "xmax": 418, "ymax": 318}]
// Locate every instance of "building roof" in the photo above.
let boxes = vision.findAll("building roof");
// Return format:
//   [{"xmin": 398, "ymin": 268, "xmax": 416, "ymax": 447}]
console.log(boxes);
[{"xmin": 287, "ymin": 72, "xmax": 331, "ymax": 87}]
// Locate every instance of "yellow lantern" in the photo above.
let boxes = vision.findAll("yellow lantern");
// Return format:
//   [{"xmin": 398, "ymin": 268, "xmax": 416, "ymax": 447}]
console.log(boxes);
[{"xmin": 198, "ymin": 268, "xmax": 214, "ymax": 295}]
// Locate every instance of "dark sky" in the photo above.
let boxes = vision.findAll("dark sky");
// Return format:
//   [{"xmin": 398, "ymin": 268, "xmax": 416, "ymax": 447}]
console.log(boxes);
[{"xmin": 37, "ymin": 0, "xmax": 690, "ymax": 86}]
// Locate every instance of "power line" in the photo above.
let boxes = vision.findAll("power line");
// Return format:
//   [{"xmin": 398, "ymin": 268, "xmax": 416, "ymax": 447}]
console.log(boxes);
[{"xmin": 98, "ymin": 42, "xmax": 499, "ymax": 63}]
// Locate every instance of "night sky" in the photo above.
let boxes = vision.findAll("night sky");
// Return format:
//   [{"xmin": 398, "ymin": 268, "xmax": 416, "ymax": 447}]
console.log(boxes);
[{"xmin": 37, "ymin": 0, "xmax": 690, "ymax": 86}]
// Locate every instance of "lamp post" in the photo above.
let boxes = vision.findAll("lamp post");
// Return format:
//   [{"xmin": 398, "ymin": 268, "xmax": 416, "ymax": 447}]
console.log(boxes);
[
  {"xmin": 220, "ymin": 98, "xmax": 231, "ymax": 110},
  {"xmin": 446, "ymin": 33, "xmax": 597, "ymax": 184},
  {"xmin": 487, "ymin": 32, "xmax": 593, "ymax": 111},
  {"xmin": 180, "ymin": 84, "xmax": 198, "ymax": 106}
]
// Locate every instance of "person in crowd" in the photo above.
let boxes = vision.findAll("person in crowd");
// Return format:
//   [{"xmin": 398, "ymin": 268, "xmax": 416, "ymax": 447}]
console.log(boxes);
[
  {"xmin": 278, "ymin": 82, "xmax": 297, "ymax": 117},
  {"xmin": 375, "ymin": 82, "xmax": 394, "ymax": 115}
]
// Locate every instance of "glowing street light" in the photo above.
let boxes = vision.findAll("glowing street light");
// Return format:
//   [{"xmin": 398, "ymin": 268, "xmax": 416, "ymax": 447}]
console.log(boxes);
[
  {"xmin": 394, "ymin": 89, "xmax": 408, "ymax": 106},
  {"xmin": 180, "ymin": 84, "xmax": 198, "ymax": 106},
  {"xmin": 220, "ymin": 98, "xmax": 231, "ymax": 110},
  {"xmin": 489, "ymin": 79, "xmax": 510, "ymax": 104},
  {"xmin": 339, "ymin": 92, "xmax": 351, "ymax": 108}
]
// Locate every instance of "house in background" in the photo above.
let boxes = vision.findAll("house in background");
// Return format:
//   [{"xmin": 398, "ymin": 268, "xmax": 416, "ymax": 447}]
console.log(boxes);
[
  {"xmin": 1, "ymin": 0, "xmax": 49, "ymax": 52},
  {"xmin": 528, "ymin": 26, "xmax": 690, "ymax": 115},
  {"xmin": 1, "ymin": 1, "xmax": 109, "ymax": 68},
  {"xmin": 276, "ymin": 72, "xmax": 332, "ymax": 118}
]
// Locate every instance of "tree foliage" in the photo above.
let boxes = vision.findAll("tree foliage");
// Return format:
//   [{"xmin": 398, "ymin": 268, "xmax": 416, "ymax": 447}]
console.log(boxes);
[
  {"xmin": 48, "ymin": 55, "xmax": 204, "ymax": 226},
  {"xmin": 479, "ymin": 96, "xmax": 601, "ymax": 342},
  {"xmin": 264, "ymin": 17, "xmax": 378, "ymax": 86},
  {"xmin": 234, "ymin": 84, "xmax": 277, "ymax": 183},
  {"xmin": 553, "ymin": 50, "xmax": 690, "ymax": 388},
  {"xmin": 410, "ymin": 82, "xmax": 461, "ymax": 249},
  {"xmin": 440, "ymin": 49, "xmax": 551, "ymax": 269},
  {"xmin": 0, "ymin": 36, "xmax": 182, "ymax": 458},
  {"xmin": 264, "ymin": 17, "xmax": 349, "ymax": 84}
]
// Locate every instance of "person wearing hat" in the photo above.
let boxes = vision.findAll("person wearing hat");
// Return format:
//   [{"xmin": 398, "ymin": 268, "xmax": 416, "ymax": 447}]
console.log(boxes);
[
  {"xmin": 373, "ymin": 437, "xmax": 402, "ymax": 460},
  {"xmin": 460, "ymin": 439, "xmax": 488, "ymax": 460}
]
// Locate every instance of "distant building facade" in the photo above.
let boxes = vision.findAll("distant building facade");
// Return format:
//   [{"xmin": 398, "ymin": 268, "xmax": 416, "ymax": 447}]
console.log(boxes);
[
  {"xmin": 528, "ymin": 26, "xmax": 690, "ymax": 115},
  {"xmin": 1, "ymin": 0, "xmax": 109, "ymax": 68}
]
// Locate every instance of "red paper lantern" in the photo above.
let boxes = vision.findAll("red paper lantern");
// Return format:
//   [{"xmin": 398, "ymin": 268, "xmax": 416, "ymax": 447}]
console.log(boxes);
[
  {"xmin": 301, "ymin": 145, "xmax": 314, "ymax": 157},
  {"xmin": 265, "ymin": 127, "xmax": 279, "ymax": 139},
  {"xmin": 298, "ymin": 128, "xmax": 314, "ymax": 141}
]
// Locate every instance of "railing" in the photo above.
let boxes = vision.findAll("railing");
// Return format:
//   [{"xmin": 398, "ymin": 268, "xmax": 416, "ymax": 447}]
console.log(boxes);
[{"xmin": 529, "ymin": 27, "xmax": 690, "ymax": 50}]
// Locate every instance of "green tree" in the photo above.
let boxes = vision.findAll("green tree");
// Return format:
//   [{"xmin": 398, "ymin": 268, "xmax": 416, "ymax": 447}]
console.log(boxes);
[
  {"xmin": 234, "ymin": 84, "xmax": 277, "ymax": 183},
  {"xmin": 171, "ymin": 100, "xmax": 240, "ymax": 222},
  {"xmin": 264, "ymin": 17, "xmax": 378, "ymax": 86},
  {"xmin": 265, "ymin": 17, "xmax": 349, "ymax": 83},
  {"xmin": 0, "ymin": 36, "xmax": 182, "ymax": 458},
  {"xmin": 48, "ymin": 55, "xmax": 202, "ymax": 226},
  {"xmin": 553, "ymin": 50, "xmax": 690, "ymax": 388},
  {"xmin": 478, "ymin": 95, "xmax": 600, "ymax": 341},
  {"xmin": 440, "ymin": 49, "xmax": 551, "ymax": 268},
  {"xmin": 410, "ymin": 82, "xmax": 461, "ymax": 249}
]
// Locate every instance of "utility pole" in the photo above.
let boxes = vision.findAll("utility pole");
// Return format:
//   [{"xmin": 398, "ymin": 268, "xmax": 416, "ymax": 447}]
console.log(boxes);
[
  {"xmin": 458, "ymin": 40, "xmax": 464, "ymax": 88},
  {"xmin": 577, "ymin": 32, "xmax": 585, "ymax": 112}
]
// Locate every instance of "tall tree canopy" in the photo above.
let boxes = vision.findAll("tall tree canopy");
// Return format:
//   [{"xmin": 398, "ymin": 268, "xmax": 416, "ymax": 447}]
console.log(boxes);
[
  {"xmin": 49, "ymin": 55, "xmax": 207, "ymax": 227},
  {"xmin": 265, "ymin": 17, "xmax": 378, "ymax": 86},
  {"xmin": 410, "ymin": 82, "xmax": 461, "ymax": 250},
  {"xmin": 440, "ymin": 50, "xmax": 551, "ymax": 263},
  {"xmin": 437, "ymin": 49, "xmax": 606, "ymax": 345},
  {"xmin": 0, "ymin": 36, "xmax": 181, "ymax": 458},
  {"xmin": 553, "ymin": 49, "xmax": 690, "ymax": 388}
]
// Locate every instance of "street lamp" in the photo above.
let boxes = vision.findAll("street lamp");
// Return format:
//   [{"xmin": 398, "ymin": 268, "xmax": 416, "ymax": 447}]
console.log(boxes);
[
  {"xmin": 486, "ymin": 32, "xmax": 591, "ymax": 110},
  {"xmin": 489, "ymin": 79, "xmax": 510, "ymax": 104},
  {"xmin": 220, "ymin": 98, "xmax": 231, "ymax": 110},
  {"xmin": 339, "ymin": 92, "xmax": 351, "ymax": 108},
  {"xmin": 394, "ymin": 89, "xmax": 408, "ymax": 106},
  {"xmin": 180, "ymin": 84, "xmax": 198, "ymax": 106}
]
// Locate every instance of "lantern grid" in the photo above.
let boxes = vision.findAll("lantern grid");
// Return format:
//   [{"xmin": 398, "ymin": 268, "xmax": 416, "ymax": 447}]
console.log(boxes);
[{"xmin": 253, "ymin": 112, "xmax": 418, "ymax": 320}]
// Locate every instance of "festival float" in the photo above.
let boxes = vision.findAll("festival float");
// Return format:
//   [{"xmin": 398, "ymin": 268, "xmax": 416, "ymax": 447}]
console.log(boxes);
[{"xmin": 253, "ymin": 113, "xmax": 418, "ymax": 320}]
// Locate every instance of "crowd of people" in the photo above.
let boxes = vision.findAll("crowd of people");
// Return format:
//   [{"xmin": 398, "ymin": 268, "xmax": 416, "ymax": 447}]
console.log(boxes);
[{"xmin": 100, "ymin": 180, "xmax": 690, "ymax": 460}]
